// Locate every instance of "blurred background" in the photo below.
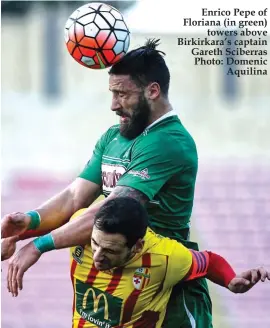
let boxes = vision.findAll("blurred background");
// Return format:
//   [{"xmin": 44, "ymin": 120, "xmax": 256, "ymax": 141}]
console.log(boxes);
[{"xmin": 1, "ymin": 0, "xmax": 270, "ymax": 327}]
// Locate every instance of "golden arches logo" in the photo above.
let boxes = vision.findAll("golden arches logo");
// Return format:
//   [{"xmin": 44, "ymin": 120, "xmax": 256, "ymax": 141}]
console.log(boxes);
[{"xmin": 82, "ymin": 288, "xmax": 109, "ymax": 320}]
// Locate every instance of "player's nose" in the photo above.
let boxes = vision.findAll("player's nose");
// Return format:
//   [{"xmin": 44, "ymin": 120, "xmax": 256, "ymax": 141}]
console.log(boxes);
[
  {"xmin": 93, "ymin": 248, "xmax": 104, "ymax": 262},
  {"xmin": 111, "ymin": 95, "xmax": 122, "ymax": 112}
]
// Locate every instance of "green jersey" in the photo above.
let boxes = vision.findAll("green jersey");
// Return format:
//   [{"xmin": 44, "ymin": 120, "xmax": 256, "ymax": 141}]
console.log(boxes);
[{"xmin": 79, "ymin": 113, "xmax": 198, "ymax": 242}]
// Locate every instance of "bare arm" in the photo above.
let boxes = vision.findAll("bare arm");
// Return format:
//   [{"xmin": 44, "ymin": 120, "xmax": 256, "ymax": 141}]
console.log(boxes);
[
  {"xmin": 1, "ymin": 178, "xmax": 101, "ymax": 240},
  {"xmin": 111, "ymin": 186, "xmax": 148, "ymax": 204},
  {"xmin": 51, "ymin": 186, "xmax": 148, "ymax": 248},
  {"xmin": 27, "ymin": 178, "xmax": 101, "ymax": 234},
  {"xmin": 5, "ymin": 186, "xmax": 147, "ymax": 295}
]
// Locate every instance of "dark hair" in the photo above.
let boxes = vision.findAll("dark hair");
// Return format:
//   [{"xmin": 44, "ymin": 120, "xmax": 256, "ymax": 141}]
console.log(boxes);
[
  {"xmin": 109, "ymin": 39, "xmax": 170, "ymax": 96},
  {"xmin": 94, "ymin": 197, "xmax": 148, "ymax": 248}
]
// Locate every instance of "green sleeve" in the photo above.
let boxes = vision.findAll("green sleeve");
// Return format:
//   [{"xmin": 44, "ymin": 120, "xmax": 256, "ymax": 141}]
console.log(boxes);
[
  {"xmin": 117, "ymin": 133, "xmax": 186, "ymax": 200},
  {"xmin": 78, "ymin": 126, "xmax": 118, "ymax": 185}
]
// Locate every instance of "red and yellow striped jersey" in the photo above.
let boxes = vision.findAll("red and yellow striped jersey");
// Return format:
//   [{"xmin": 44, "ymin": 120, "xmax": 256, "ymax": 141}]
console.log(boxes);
[{"xmin": 69, "ymin": 211, "xmax": 193, "ymax": 328}]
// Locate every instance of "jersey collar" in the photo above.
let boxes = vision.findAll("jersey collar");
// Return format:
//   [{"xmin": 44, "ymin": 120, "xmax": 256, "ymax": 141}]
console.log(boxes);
[{"xmin": 145, "ymin": 110, "xmax": 178, "ymax": 131}]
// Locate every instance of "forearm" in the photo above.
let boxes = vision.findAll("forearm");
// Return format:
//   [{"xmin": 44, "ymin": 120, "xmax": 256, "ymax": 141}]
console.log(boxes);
[
  {"xmin": 19, "ymin": 188, "xmax": 78, "ymax": 240},
  {"xmin": 51, "ymin": 199, "xmax": 106, "ymax": 248},
  {"xmin": 185, "ymin": 250, "xmax": 236, "ymax": 288},
  {"xmin": 20, "ymin": 180, "xmax": 100, "ymax": 240},
  {"xmin": 18, "ymin": 189, "xmax": 73, "ymax": 239},
  {"xmin": 206, "ymin": 252, "xmax": 236, "ymax": 287},
  {"xmin": 30, "ymin": 187, "xmax": 144, "ymax": 251}
]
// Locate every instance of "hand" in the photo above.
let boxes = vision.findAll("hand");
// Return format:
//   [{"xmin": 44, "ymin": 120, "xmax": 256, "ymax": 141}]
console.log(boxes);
[
  {"xmin": 228, "ymin": 267, "xmax": 270, "ymax": 293},
  {"xmin": 1, "ymin": 236, "xmax": 19, "ymax": 261},
  {"xmin": 7, "ymin": 242, "xmax": 41, "ymax": 297},
  {"xmin": 1, "ymin": 212, "xmax": 31, "ymax": 238}
]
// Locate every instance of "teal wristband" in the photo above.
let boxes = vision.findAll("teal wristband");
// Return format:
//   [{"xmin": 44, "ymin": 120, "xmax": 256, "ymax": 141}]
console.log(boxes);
[
  {"xmin": 26, "ymin": 211, "xmax": 41, "ymax": 230},
  {"xmin": 33, "ymin": 233, "xmax": 56, "ymax": 254}
]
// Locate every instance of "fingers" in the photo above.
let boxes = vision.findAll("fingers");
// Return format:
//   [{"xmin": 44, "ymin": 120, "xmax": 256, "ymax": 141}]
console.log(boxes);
[
  {"xmin": 6, "ymin": 242, "xmax": 40, "ymax": 298},
  {"xmin": 1, "ymin": 212, "xmax": 29, "ymax": 238},
  {"xmin": 234, "ymin": 277, "xmax": 250, "ymax": 287},
  {"xmin": 249, "ymin": 267, "xmax": 270, "ymax": 284},
  {"xmin": 239, "ymin": 269, "xmax": 252, "ymax": 280},
  {"xmin": 2, "ymin": 237, "xmax": 18, "ymax": 262},
  {"xmin": 258, "ymin": 267, "xmax": 270, "ymax": 282},
  {"xmin": 1, "ymin": 218, "xmax": 9, "ymax": 238},
  {"xmin": 10, "ymin": 236, "xmax": 20, "ymax": 243},
  {"xmin": 228, "ymin": 277, "xmax": 251, "ymax": 294},
  {"xmin": 7, "ymin": 262, "xmax": 12, "ymax": 293},
  {"xmin": 11, "ymin": 265, "xmax": 19, "ymax": 297},
  {"xmin": 236, "ymin": 267, "xmax": 270, "ymax": 293},
  {"xmin": 7, "ymin": 259, "xmax": 22, "ymax": 297},
  {"xmin": 241, "ymin": 278, "xmax": 251, "ymax": 286},
  {"xmin": 250, "ymin": 269, "xmax": 259, "ymax": 284},
  {"xmin": 258, "ymin": 266, "xmax": 267, "ymax": 282},
  {"xmin": 17, "ymin": 269, "xmax": 24, "ymax": 291}
]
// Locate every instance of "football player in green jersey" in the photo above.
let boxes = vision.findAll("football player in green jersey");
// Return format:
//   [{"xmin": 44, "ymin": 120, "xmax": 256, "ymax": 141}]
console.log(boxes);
[{"xmin": 3, "ymin": 39, "xmax": 209, "ymax": 327}]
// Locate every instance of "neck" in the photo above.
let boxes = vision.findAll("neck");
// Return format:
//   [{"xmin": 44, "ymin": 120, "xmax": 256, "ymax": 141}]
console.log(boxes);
[
  {"xmin": 121, "ymin": 246, "xmax": 142, "ymax": 267},
  {"xmin": 148, "ymin": 98, "xmax": 173, "ymax": 125}
]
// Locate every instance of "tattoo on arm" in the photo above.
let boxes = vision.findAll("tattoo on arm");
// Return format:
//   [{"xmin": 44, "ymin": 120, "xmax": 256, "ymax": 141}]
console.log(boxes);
[{"xmin": 112, "ymin": 186, "xmax": 148, "ymax": 205}]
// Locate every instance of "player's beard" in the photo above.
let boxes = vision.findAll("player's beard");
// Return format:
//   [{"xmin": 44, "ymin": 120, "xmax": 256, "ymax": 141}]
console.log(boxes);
[{"xmin": 119, "ymin": 94, "xmax": 151, "ymax": 140}]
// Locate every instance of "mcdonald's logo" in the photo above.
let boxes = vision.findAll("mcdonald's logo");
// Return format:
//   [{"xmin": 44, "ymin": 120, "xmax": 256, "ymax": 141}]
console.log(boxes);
[
  {"xmin": 83, "ymin": 288, "xmax": 109, "ymax": 320},
  {"xmin": 76, "ymin": 281, "xmax": 123, "ymax": 326}
]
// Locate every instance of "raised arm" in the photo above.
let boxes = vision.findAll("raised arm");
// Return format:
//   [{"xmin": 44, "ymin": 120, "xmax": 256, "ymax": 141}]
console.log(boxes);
[
  {"xmin": 23, "ymin": 178, "xmax": 101, "ymax": 238},
  {"xmin": 1, "ymin": 178, "xmax": 101, "ymax": 240},
  {"xmin": 6, "ymin": 187, "xmax": 148, "ymax": 296},
  {"xmin": 1, "ymin": 178, "xmax": 101, "ymax": 261},
  {"xmin": 1, "ymin": 123, "xmax": 114, "ymax": 242}
]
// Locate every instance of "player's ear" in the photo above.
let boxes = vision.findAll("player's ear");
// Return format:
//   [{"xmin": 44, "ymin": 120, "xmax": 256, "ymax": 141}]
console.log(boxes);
[
  {"xmin": 146, "ymin": 82, "xmax": 160, "ymax": 100},
  {"xmin": 133, "ymin": 239, "xmax": 144, "ymax": 254}
]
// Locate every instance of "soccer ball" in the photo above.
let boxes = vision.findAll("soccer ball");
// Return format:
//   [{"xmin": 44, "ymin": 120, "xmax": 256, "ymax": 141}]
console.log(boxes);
[{"xmin": 64, "ymin": 2, "xmax": 130, "ymax": 69}]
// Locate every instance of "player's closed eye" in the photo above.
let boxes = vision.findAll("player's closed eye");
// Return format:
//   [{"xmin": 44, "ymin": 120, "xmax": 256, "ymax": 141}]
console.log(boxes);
[
  {"xmin": 106, "ymin": 249, "xmax": 117, "ymax": 254},
  {"xmin": 91, "ymin": 238, "xmax": 98, "ymax": 246},
  {"xmin": 92, "ymin": 238, "xmax": 118, "ymax": 254}
]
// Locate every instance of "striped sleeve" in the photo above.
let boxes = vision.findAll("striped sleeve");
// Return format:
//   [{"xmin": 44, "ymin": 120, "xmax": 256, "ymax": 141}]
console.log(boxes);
[{"xmin": 184, "ymin": 250, "xmax": 210, "ymax": 281}]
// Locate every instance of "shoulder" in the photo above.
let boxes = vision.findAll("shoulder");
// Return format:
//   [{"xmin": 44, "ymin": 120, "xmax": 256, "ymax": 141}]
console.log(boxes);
[
  {"xmin": 145, "ymin": 229, "xmax": 183, "ymax": 257},
  {"xmin": 146, "ymin": 231, "xmax": 192, "ymax": 280},
  {"xmin": 133, "ymin": 129, "xmax": 197, "ymax": 164},
  {"xmin": 135, "ymin": 130, "xmax": 180, "ymax": 150},
  {"xmin": 145, "ymin": 229, "xmax": 192, "ymax": 263}
]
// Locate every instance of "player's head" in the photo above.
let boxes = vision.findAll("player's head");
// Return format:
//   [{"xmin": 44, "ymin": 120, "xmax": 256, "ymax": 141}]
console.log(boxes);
[
  {"xmin": 92, "ymin": 197, "xmax": 148, "ymax": 270},
  {"xmin": 108, "ymin": 39, "xmax": 170, "ymax": 139}
]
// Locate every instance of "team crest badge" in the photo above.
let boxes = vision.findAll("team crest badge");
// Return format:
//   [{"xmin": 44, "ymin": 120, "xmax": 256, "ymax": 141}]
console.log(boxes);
[{"xmin": 132, "ymin": 267, "xmax": 151, "ymax": 290}]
